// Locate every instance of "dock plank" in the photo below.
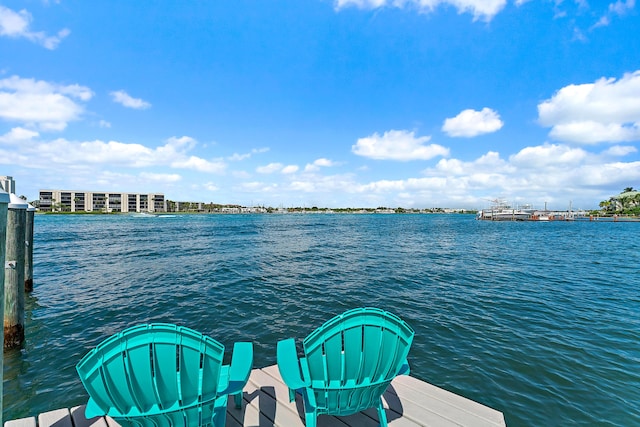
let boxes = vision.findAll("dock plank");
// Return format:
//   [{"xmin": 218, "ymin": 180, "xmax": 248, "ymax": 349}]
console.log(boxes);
[
  {"xmin": 69, "ymin": 407, "xmax": 110, "ymax": 427},
  {"xmin": 4, "ymin": 417, "xmax": 36, "ymax": 427},
  {"xmin": 257, "ymin": 364, "xmax": 379, "ymax": 427},
  {"xmin": 390, "ymin": 375, "xmax": 506, "ymax": 426},
  {"xmin": 243, "ymin": 367, "xmax": 313, "ymax": 426},
  {"xmin": 5, "ymin": 366, "xmax": 506, "ymax": 427},
  {"xmin": 37, "ymin": 409, "xmax": 73, "ymax": 427}
]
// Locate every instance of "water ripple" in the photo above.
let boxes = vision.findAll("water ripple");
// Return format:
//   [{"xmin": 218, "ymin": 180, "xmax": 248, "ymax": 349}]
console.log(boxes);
[{"xmin": 3, "ymin": 214, "xmax": 639, "ymax": 426}]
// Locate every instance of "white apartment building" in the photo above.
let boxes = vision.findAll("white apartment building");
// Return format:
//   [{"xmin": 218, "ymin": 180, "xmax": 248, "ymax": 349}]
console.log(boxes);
[{"xmin": 39, "ymin": 190, "xmax": 166, "ymax": 213}]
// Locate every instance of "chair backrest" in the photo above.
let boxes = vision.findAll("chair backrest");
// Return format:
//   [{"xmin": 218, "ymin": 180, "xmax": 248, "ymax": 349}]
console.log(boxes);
[
  {"xmin": 302, "ymin": 308, "xmax": 414, "ymax": 415},
  {"xmin": 76, "ymin": 323, "xmax": 225, "ymax": 419}
]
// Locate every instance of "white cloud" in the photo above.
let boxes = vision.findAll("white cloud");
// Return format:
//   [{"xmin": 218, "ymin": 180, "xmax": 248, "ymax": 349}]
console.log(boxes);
[
  {"xmin": 304, "ymin": 158, "xmax": 339, "ymax": 172},
  {"xmin": 313, "ymin": 158, "xmax": 336, "ymax": 167},
  {"xmin": 334, "ymin": 0, "xmax": 508, "ymax": 22},
  {"xmin": 358, "ymin": 176, "xmax": 450, "ymax": 194},
  {"xmin": 156, "ymin": 136, "xmax": 226, "ymax": 173},
  {"xmin": 0, "ymin": 127, "xmax": 39, "ymax": 144},
  {"xmin": 602, "ymin": 145, "xmax": 637, "ymax": 156},
  {"xmin": 110, "ymin": 90, "xmax": 151, "ymax": 110},
  {"xmin": 418, "ymin": 144, "xmax": 631, "ymax": 203},
  {"xmin": 0, "ymin": 76, "xmax": 92, "ymax": 100},
  {"xmin": 442, "ymin": 107, "xmax": 504, "ymax": 137},
  {"xmin": 289, "ymin": 180, "xmax": 317, "ymax": 192},
  {"xmin": 16, "ymin": 138, "xmax": 632, "ymax": 209},
  {"xmin": 282, "ymin": 165, "xmax": 299, "ymax": 174},
  {"xmin": 592, "ymin": 15, "xmax": 610, "ymax": 28},
  {"xmin": 0, "ymin": 6, "xmax": 30, "ymax": 35},
  {"xmin": 232, "ymin": 170, "xmax": 252, "ymax": 179},
  {"xmin": 0, "ymin": 5, "xmax": 70, "ymax": 49},
  {"xmin": 352, "ymin": 129, "xmax": 449, "ymax": 161},
  {"xmin": 228, "ymin": 147, "xmax": 269, "ymax": 161},
  {"xmin": 40, "ymin": 139, "xmax": 156, "ymax": 166},
  {"xmin": 203, "ymin": 182, "xmax": 219, "ymax": 192},
  {"xmin": 5, "ymin": 134, "xmax": 226, "ymax": 176},
  {"xmin": 549, "ymin": 121, "xmax": 640, "ymax": 144},
  {"xmin": 609, "ymin": 0, "xmax": 635, "ymax": 16},
  {"xmin": 285, "ymin": 173, "xmax": 359, "ymax": 195},
  {"xmin": 335, "ymin": 0, "xmax": 387, "ymax": 8},
  {"xmin": 572, "ymin": 27, "xmax": 587, "ymax": 42},
  {"xmin": 0, "ymin": 147, "xmax": 26, "ymax": 165},
  {"xmin": 593, "ymin": 0, "xmax": 635, "ymax": 27},
  {"xmin": 509, "ymin": 143, "xmax": 588, "ymax": 168},
  {"xmin": 164, "ymin": 136, "xmax": 197, "ymax": 151},
  {"xmin": 393, "ymin": 143, "xmax": 640, "ymax": 208},
  {"xmin": 237, "ymin": 181, "xmax": 280, "ymax": 193},
  {"xmin": 171, "ymin": 156, "xmax": 226, "ymax": 173},
  {"xmin": 139, "ymin": 172, "xmax": 182, "ymax": 183},
  {"xmin": 335, "ymin": 1, "xmax": 635, "ymax": 36},
  {"xmin": 434, "ymin": 151, "xmax": 511, "ymax": 175},
  {"xmin": 99, "ymin": 120, "xmax": 111, "ymax": 128},
  {"xmin": 538, "ymin": 70, "xmax": 640, "ymax": 144},
  {"xmin": 577, "ymin": 161, "xmax": 640, "ymax": 188},
  {"xmin": 0, "ymin": 76, "xmax": 93, "ymax": 131},
  {"xmin": 257, "ymin": 163, "xmax": 284, "ymax": 174}
]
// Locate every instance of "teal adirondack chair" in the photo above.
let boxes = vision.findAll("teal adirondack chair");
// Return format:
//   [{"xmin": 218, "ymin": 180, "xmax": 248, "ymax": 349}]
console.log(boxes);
[
  {"xmin": 76, "ymin": 323, "xmax": 253, "ymax": 427},
  {"xmin": 277, "ymin": 307, "xmax": 414, "ymax": 427}
]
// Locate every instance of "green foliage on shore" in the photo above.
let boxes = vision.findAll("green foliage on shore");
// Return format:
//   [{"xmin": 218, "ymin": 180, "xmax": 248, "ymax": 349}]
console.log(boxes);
[{"xmin": 599, "ymin": 187, "xmax": 640, "ymax": 215}]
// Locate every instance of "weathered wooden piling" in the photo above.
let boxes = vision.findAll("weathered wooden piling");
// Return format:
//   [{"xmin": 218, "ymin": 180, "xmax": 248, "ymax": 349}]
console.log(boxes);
[
  {"xmin": 0, "ymin": 190, "xmax": 10, "ymax": 426},
  {"xmin": 4, "ymin": 194, "xmax": 28, "ymax": 350},
  {"xmin": 24, "ymin": 203, "xmax": 35, "ymax": 292}
]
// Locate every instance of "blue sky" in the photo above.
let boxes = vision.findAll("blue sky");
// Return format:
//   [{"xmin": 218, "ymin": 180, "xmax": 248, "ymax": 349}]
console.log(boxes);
[{"xmin": 1, "ymin": 0, "xmax": 639, "ymax": 209}]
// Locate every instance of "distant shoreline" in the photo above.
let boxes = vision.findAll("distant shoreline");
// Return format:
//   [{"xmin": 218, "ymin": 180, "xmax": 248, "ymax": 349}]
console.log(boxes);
[{"xmin": 37, "ymin": 209, "xmax": 479, "ymax": 215}]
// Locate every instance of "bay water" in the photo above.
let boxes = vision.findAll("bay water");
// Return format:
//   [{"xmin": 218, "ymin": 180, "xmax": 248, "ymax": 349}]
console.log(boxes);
[{"xmin": 3, "ymin": 213, "xmax": 639, "ymax": 426}]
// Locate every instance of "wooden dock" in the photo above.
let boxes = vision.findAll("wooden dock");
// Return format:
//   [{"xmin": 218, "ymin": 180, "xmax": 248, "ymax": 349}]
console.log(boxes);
[{"xmin": 5, "ymin": 365, "xmax": 506, "ymax": 427}]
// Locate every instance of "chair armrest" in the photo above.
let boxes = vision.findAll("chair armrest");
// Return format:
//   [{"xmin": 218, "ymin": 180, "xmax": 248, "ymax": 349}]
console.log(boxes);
[
  {"xmin": 277, "ymin": 338, "xmax": 310, "ymax": 390},
  {"xmin": 398, "ymin": 358, "xmax": 410, "ymax": 376},
  {"xmin": 84, "ymin": 397, "xmax": 107, "ymax": 419},
  {"xmin": 225, "ymin": 341, "xmax": 253, "ymax": 395}
]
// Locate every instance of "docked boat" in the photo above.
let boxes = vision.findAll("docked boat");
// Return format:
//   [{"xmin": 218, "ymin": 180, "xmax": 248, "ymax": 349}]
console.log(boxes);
[
  {"xmin": 476, "ymin": 200, "xmax": 535, "ymax": 221},
  {"xmin": 477, "ymin": 199, "xmax": 586, "ymax": 221}
]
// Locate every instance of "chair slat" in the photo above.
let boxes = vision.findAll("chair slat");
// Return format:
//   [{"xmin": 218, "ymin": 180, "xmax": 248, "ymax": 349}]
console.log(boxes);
[
  {"xmin": 177, "ymin": 328, "xmax": 213, "ymax": 405},
  {"xmin": 123, "ymin": 341, "xmax": 157, "ymax": 412},
  {"xmin": 76, "ymin": 356, "xmax": 113, "ymax": 416},
  {"xmin": 324, "ymin": 331, "xmax": 343, "ymax": 384},
  {"xmin": 101, "ymin": 345, "xmax": 136, "ymax": 414},
  {"xmin": 343, "ymin": 326, "xmax": 363, "ymax": 383},
  {"xmin": 152, "ymin": 340, "xmax": 180, "ymax": 409},
  {"xmin": 361, "ymin": 324, "xmax": 383, "ymax": 382},
  {"xmin": 202, "ymin": 342, "xmax": 224, "ymax": 397},
  {"xmin": 305, "ymin": 344, "xmax": 326, "ymax": 384}
]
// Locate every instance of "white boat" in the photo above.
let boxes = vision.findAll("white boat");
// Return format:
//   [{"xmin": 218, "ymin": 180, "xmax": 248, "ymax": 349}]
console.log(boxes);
[
  {"xmin": 132, "ymin": 212, "xmax": 159, "ymax": 218},
  {"xmin": 476, "ymin": 199, "xmax": 535, "ymax": 221},
  {"xmin": 477, "ymin": 199, "xmax": 587, "ymax": 221}
]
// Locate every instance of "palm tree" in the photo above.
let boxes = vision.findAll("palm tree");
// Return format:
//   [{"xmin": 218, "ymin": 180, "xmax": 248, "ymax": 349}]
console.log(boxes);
[{"xmin": 622, "ymin": 187, "xmax": 635, "ymax": 193}]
